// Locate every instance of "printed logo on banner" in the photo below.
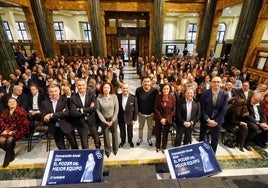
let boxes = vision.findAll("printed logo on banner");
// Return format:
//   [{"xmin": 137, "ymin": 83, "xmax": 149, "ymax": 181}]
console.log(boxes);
[
  {"xmin": 41, "ymin": 149, "xmax": 104, "ymax": 186},
  {"xmin": 164, "ymin": 142, "xmax": 221, "ymax": 179}
]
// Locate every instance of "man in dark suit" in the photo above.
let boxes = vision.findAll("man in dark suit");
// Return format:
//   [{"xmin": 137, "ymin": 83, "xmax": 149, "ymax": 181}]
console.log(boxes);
[
  {"xmin": 199, "ymin": 76, "xmax": 228, "ymax": 153},
  {"xmin": 41, "ymin": 84, "xmax": 78, "ymax": 150},
  {"xmin": 69, "ymin": 78, "xmax": 101, "ymax": 149},
  {"xmin": 27, "ymin": 84, "xmax": 45, "ymax": 132},
  {"xmin": 246, "ymin": 92, "xmax": 268, "ymax": 149},
  {"xmin": 240, "ymin": 67, "xmax": 251, "ymax": 82},
  {"xmin": 175, "ymin": 87, "xmax": 201, "ymax": 146},
  {"xmin": 117, "ymin": 83, "xmax": 138, "ymax": 148},
  {"xmin": 2, "ymin": 85, "xmax": 28, "ymax": 109},
  {"xmin": 236, "ymin": 81, "xmax": 254, "ymax": 103}
]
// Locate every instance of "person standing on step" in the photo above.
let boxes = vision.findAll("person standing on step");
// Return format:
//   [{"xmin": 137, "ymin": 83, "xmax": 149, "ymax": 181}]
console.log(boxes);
[
  {"xmin": 69, "ymin": 78, "xmax": 101, "ymax": 149},
  {"xmin": 199, "ymin": 76, "xmax": 228, "ymax": 153},
  {"xmin": 135, "ymin": 75, "xmax": 158, "ymax": 146},
  {"xmin": 154, "ymin": 84, "xmax": 176, "ymax": 152},
  {"xmin": 117, "ymin": 83, "xmax": 138, "ymax": 148},
  {"xmin": 96, "ymin": 82, "xmax": 119, "ymax": 157}
]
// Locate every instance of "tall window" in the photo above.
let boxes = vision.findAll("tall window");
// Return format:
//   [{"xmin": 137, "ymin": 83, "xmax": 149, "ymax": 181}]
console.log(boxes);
[
  {"xmin": 3, "ymin": 21, "xmax": 13, "ymax": 41},
  {"xmin": 16, "ymin": 22, "xmax": 29, "ymax": 41},
  {"xmin": 187, "ymin": 23, "xmax": 197, "ymax": 43},
  {"xmin": 54, "ymin": 22, "xmax": 65, "ymax": 41},
  {"xmin": 217, "ymin": 23, "xmax": 226, "ymax": 43},
  {"xmin": 82, "ymin": 22, "xmax": 92, "ymax": 42}
]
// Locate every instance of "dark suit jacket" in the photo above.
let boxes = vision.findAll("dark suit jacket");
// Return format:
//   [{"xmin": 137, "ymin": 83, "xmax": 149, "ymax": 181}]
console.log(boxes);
[
  {"xmin": 27, "ymin": 92, "xmax": 45, "ymax": 112},
  {"xmin": 69, "ymin": 91, "xmax": 97, "ymax": 126},
  {"xmin": 247, "ymin": 101, "xmax": 267, "ymax": 124},
  {"xmin": 154, "ymin": 93, "xmax": 176, "ymax": 125},
  {"xmin": 176, "ymin": 98, "xmax": 201, "ymax": 126},
  {"xmin": 236, "ymin": 88, "xmax": 254, "ymax": 103},
  {"xmin": 3, "ymin": 93, "xmax": 28, "ymax": 109},
  {"xmin": 41, "ymin": 96, "xmax": 73, "ymax": 135},
  {"xmin": 117, "ymin": 93, "xmax": 138, "ymax": 125},
  {"xmin": 200, "ymin": 89, "xmax": 228, "ymax": 125}
]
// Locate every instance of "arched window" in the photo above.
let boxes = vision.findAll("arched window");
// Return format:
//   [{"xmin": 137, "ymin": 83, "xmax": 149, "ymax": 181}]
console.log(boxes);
[{"xmin": 217, "ymin": 23, "xmax": 226, "ymax": 43}]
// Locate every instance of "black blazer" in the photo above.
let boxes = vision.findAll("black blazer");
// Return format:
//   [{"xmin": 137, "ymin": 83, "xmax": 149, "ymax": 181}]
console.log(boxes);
[
  {"xmin": 41, "ymin": 96, "xmax": 73, "ymax": 135},
  {"xmin": 3, "ymin": 93, "xmax": 28, "ymax": 109},
  {"xmin": 247, "ymin": 101, "xmax": 267, "ymax": 124},
  {"xmin": 69, "ymin": 91, "xmax": 97, "ymax": 126},
  {"xmin": 176, "ymin": 98, "xmax": 201, "ymax": 126},
  {"xmin": 117, "ymin": 93, "xmax": 138, "ymax": 125},
  {"xmin": 27, "ymin": 92, "xmax": 45, "ymax": 112}
]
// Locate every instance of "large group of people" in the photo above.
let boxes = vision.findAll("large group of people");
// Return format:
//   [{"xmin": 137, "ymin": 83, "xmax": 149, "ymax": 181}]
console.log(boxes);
[{"xmin": 0, "ymin": 49, "xmax": 268, "ymax": 168}]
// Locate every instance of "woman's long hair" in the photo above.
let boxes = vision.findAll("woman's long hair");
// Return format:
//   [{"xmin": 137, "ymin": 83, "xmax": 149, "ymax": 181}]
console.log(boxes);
[
  {"xmin": 229, "ymin": 98, "xmax": 248, "ymax": 116},
  {"xmin": 2, "ymin": 97, "xmax": 18, "ymax": 120}
]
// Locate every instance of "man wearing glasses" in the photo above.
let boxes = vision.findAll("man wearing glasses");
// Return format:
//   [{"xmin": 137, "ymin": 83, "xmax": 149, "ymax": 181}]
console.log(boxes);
[{"xmin": 199, "ymin": 76, "xmax": 228, "ymax": 153}]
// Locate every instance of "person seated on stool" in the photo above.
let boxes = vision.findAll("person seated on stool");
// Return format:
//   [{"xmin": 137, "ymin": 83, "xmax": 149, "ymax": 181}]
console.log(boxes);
[
  {"xmin": 246, "ymin": 92, "xmax": 268, "ymax": 149},
  {"xmin": 175, "ymin": 87, "xmax": 200, "ymax": 147},
  {"xmin": 0, "ymin": 97, "xmax": 29, "ymax": 168},
  {"xmin": 41, "ymin": 84, "xmax": 78, "ymax": 150},
  {"xmin": 223, "ymin": 98, "xmax": 249, "ymax": 151}
]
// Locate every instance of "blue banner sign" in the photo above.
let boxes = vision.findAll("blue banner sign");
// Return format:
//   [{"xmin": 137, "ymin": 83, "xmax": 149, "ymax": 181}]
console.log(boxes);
[
  {"xmin": 165, "ymin": 142, "xmax": 221, "ymax": 179},
  {"xmin": 41, "ymin": 149, "xmax": 104, "ymax": 186}
]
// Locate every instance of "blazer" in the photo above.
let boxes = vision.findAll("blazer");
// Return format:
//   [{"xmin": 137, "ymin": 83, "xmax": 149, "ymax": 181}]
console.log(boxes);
[
  {"xmin": 41, "ymin": 96, "xmax": 73, "ymax": 135},
  {"xmin": 200, "ymin": 89, "xmax": 228, "ymax": 125},
  {"xmin": 176, "ymin": 98, "xmax": 201, "ymax": 126},
  {"xmin": 154, "ymin": 93, "xmax": 176, "ymax": 125},
  {"xmin": 69, "ymin": 91, "xmax": 97, "ymax": 126},
  {"xmin": 3, "ymin": 93, "xmax": 28, "ymax": 109},
  {"xmin": 117, "ymin": 93, "xmax": 138, "ymax": 125},
  {"xmin": 247, "ymin": 101, "xmax": 267, "ymax": 124},
  {"xmin": 236, "ymin": 88, "xmax": 254, "ymax": 103},
  {"xmin": 27, "ymin": 92, "xmax": 45, "ymax": 112}
]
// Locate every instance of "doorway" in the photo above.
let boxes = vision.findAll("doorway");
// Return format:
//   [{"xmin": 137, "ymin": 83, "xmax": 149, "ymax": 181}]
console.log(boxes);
[{"xmin": 120, "ymin": 36, "xmax": 137, "ymax": 62}]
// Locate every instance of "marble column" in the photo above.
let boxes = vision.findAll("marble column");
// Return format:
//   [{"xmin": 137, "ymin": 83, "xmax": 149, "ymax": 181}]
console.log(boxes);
[
  {"xmin": 228, "ymin": 0, "xmax": 263, "ymax": 70},
  {"xmin": 87, "ymin": 0, "xmax": 104, "ymax": 57},
  {"xmin": 0, "ymin": 16, "xmax": 18, "ymax": 78},
  {"xmin": 196, "ymin": 0, "xmax": 217, "ymax": 59},
  {"xmin": 30, "ymin": 0, "xmax": 55, "ymax": 58},
  {"xmin": 151, "ymin": 0, "xmax": 164, "ymax": 60}
]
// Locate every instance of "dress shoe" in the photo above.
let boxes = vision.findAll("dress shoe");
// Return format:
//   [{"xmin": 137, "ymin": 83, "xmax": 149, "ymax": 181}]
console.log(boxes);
[
  {"xmin": 105, "ymin": 151, "xmax": 110, "ymax": 158},
  {"xmin": 136, "ymin": 138, "xmax": 142, "ymax": 146},
  {"xmin": 156, "ymin": 148, "xmax": 160, "ymax": 152},
  {"xmin": 119, "ymin": 142, "xmax": 125, "ymax": 148},
  {"xmin": 239, "ymin": 147, "xmax": 244, "ymax": 152},
  {"xmin": 147, "ymin": 139, "xmax": 153, "ymax": 146},
  {"xmin": 245, "ymin": 145, "xmax": 252, "ymax": 151},
  {"xmin": 255, "ymin": 142, "xmax": 267, "ymax": 148},
  {"xmin": 114, "ymin": 151, "xmax": 118, "ymax": 155},
  {"xmin": 129, "ymin": 142, "xmax": 134, "ymax": 148}
]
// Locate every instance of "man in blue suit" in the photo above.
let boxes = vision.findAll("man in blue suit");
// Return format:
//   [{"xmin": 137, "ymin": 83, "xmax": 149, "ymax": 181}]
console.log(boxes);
[{"xmin": 199, "ymin": 76, "xmax": 228, "ymax": 153}]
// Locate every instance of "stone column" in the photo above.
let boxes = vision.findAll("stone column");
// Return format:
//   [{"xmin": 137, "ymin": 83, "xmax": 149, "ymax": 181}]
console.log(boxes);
[
  {"xmin": 228, "ymin": 0, "xmax": 263, "ymax": 70},
  {"xmin": 87, "ymin": 0, "xmax": 104, "ymax": 57},
  {"xmin": 196, "ymin": 0, "xmax": 217, "ymax": 59},
  {"xmin": 0, "ymin": 15, "xmax": 18, "ymax": 78},
  {"xmin": 151, "ymin": 0, "xmax": 164, "ymax": 60},
  {"xmin": 30, "ymin": 0, "xmax": 55, "ymax": 58}
]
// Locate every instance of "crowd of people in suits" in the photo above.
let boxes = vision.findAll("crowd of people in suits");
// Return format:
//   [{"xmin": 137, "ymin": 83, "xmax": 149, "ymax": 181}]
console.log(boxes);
[{"xmin": 1, "ymin": 50, "xmax": 268, "ymax": 168}]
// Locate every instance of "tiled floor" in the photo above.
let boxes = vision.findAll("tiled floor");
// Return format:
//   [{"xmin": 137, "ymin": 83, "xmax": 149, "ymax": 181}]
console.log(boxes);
[{"xmin": 0, "ymin": 63, "xmax": 268, "ymax": 187}]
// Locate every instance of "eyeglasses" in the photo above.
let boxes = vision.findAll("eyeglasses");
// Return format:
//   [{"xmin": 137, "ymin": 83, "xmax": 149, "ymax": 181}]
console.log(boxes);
[{"xmin": 212, "ymin": 81, "xmax": 221, "ymax": 83}]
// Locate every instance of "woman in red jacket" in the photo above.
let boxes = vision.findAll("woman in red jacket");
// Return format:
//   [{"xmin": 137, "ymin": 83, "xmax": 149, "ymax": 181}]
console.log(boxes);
[
  {"xmin": 0, "ymin": 97, "xmax": 29, "ymax": 168},
  {"xmin": 154, "ymin": 84, "xmax": 176, "ymax": 153}
]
